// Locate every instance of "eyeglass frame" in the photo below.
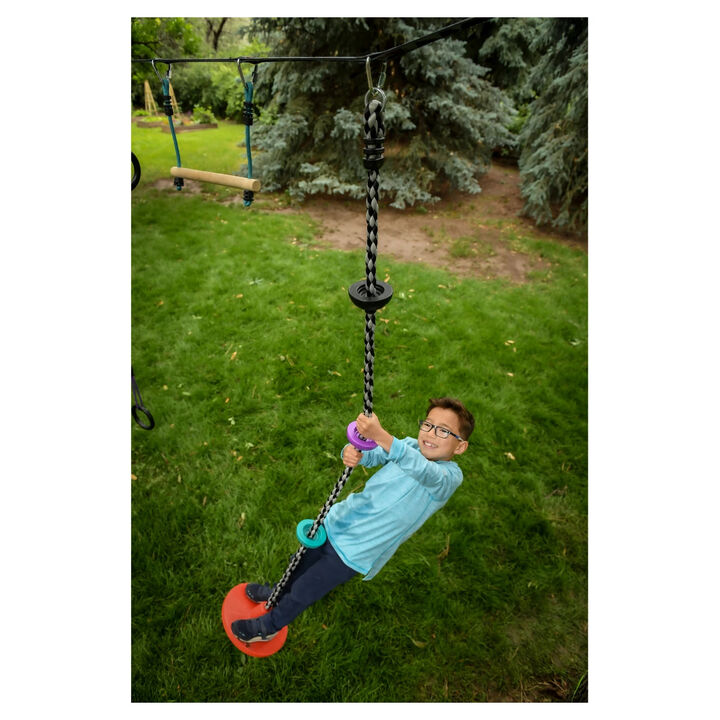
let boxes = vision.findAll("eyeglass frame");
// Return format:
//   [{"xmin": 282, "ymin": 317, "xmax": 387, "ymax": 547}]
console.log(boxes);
[{"xmin": 418, "ymin": 420, "xmax": 464, "ymax": 442}]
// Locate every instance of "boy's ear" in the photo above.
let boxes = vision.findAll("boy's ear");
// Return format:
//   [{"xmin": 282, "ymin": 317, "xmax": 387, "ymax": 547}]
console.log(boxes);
[{"xmin": 453, "ymin": 440, "xmax": 468, "ymax": 456}]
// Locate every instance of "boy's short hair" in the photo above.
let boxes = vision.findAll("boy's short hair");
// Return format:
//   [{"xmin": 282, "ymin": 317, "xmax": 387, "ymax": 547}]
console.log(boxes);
[{"xmin": 427, "ymin": 397, "xmax": 475, "ymax": 441}]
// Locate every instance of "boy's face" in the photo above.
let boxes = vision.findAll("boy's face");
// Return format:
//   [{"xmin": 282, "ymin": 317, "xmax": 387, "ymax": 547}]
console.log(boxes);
[{"xmin": 418, "ymin": 407, "xmax": 468, "ymax": 461}]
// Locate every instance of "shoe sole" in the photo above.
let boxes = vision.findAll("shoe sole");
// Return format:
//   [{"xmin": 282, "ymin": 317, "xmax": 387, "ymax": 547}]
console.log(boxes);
[{"xmin": 238, "ymin": 632, "xmax": 279, "ymax": 644}]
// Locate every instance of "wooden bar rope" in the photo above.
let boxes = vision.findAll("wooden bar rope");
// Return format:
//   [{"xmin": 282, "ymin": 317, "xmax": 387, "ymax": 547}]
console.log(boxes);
[{"xmin": 170, "ymin": 167, "xmax": 261, "ymax": 192}]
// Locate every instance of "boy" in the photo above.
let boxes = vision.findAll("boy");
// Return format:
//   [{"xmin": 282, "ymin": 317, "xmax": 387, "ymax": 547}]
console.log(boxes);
[{"xmin": 231, "ymin": 397, "xmax": 474, "ymax": 643}]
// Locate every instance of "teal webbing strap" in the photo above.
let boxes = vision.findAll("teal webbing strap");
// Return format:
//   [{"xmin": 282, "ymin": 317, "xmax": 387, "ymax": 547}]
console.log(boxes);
[
  {"xmin": 243, "ymin": 81, "xmax": 254, "ymax": 207},
  {"xmin": 162, "ymin": 77, "xmax": 183, "ymax": 188}
]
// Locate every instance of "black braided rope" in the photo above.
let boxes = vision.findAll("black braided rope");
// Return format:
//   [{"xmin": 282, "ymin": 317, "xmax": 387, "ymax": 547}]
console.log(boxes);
[
  {"xmin": 363, "ymin": 97, "xmax": 384, "ymax": 295},
  {"xmin": 364, "ymin": 170, "xmax": 379, "ymax": 292},
  {"xmin": 264, "ymin": 95, "xmax": 385, "ymax": 611},
  {"xmin": 264, "ymin": 545, "xmax": 307, "ymax": 609},
  {"xmin": 363, "ymin": 313, "xmax": 376, "ymax": 416},
  {"xmin": 360, "ymin": 97, "xmax": 383, "ymax": 421}
]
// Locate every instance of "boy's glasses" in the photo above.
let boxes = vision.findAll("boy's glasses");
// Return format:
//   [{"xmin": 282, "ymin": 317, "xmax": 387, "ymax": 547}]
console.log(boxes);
[{"xmin": 419, "ymin": 420, "xmax": 464, "ymax": 442}]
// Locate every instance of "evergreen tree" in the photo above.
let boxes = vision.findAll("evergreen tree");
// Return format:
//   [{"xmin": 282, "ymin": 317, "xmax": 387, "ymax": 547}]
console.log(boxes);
[
  {"xmin": 518, "ymin": 18, "xmax": 588, "ymax": 234},
  {"xmin": 469, "ymin": 18, "xmax": 545, "ymax": 145},
  {"xmin": 244, "ymin": 18, "xmax": 517, "ymax": 208},
  {"xmin": 469, "ymin": 17, "xmax": 545, "ymax": 106}
]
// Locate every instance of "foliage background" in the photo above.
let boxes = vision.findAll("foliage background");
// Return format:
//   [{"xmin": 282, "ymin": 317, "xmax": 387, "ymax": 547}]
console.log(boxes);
[{"xmin": 131, "ymin": 17, "xmax": 588, "ymax": 234}]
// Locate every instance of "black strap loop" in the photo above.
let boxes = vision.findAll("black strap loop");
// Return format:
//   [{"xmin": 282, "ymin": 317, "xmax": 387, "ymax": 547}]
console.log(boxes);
[
  {"xmin": 132, "ymin": 404, "xmax": 155, "ymax": 431},
  {"xmin": 242, "ymin": 101, "xmax": 261, "ymax": 126},
  {"xmin": 131, "ymin": 367, "xmax": 155, "ymax": 431},
  {"xmin": 163, "ymin": 93, "xmax": 173, "ymax": 116},
  {"xmin": 131, "ymin": 152, "xmax": 141, "ymax": 191}
]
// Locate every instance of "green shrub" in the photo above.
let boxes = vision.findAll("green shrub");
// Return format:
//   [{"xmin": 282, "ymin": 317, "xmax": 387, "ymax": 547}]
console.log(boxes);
[{"xmin": 191, "ymin": 105, "xmax": 217, "ymax": 124}]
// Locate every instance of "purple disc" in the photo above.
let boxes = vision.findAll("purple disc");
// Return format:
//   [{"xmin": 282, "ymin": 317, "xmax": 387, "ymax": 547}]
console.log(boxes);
[{"xmin": 346, "ymin": 422, "xmax": 377, "ymax": 451}]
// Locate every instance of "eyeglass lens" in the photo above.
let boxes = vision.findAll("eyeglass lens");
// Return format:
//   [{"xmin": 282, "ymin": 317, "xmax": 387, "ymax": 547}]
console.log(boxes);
[{"xmin": 420, "ymin": 421, "xmax": 450, "ymax": 438}]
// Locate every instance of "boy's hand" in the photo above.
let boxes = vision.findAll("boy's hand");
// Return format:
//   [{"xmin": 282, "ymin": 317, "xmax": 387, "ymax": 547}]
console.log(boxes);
[
  {"xmin": 342, "ymin": 445, "xmax": 363, "ymax": 467},
  {"xmin": 356, "ymin": 412, "xmax": 393, "ymax": 452},
  {"xmin": 356, "ymin": 412, "xmax": 382, "ymax": 440}
]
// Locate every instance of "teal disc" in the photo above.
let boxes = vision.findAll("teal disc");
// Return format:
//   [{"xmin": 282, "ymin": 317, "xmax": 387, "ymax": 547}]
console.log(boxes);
[{"xmin": 296, "ymin": 519, "xmax": 327, "ymax": 548}]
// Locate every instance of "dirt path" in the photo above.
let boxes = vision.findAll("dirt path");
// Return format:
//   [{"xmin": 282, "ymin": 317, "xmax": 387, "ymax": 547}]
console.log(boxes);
[{"xmin": 268, "ymin": 163, "xmax": 587, "ymax": 282}]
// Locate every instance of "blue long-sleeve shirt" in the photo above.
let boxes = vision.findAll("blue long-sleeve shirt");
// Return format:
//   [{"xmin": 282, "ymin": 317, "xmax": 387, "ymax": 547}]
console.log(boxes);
[{"xmin": 324, "ymin": 436, "xmax": 463, "ymax": 581}]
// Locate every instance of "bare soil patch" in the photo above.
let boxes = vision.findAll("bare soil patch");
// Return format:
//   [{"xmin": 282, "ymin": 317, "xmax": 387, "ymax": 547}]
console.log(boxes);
[
  {"xmin": 154, "ymin": 178, "xmax": 205, "ymax": 194},
  {"xmin": 270, "ymin": 163, "xmax": 586, "ymax": 282}
]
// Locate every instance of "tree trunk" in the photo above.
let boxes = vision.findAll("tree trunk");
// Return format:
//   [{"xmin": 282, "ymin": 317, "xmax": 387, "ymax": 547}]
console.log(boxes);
[{"xmin": 205, "ymin": 18, "xmax": 228, "ymax": 51}]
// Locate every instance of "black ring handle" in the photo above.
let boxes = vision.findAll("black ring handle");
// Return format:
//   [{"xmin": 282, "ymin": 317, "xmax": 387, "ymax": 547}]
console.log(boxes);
[
  {"xmin": 131, "ymin": 152, "xmax": 141, "ymax": 191},
  {"xmin": 348, "ymin": 280, "xmax": 394, "ymax": 312},
  {"xmin": 132, "ymin": 404, "xmax": 155, "ymax": 430}
]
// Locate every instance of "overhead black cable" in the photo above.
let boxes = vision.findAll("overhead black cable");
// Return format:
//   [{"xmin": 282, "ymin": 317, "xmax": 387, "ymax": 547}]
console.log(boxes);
[{"xmin": 132, "ymin": 17, "xmax": 487, "ymax": 67}]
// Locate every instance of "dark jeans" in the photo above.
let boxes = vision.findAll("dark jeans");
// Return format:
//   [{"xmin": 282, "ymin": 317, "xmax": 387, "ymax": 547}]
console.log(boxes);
[{"xmin": 262, "ymin": 539, "xmax": 358, "ymax": 633}]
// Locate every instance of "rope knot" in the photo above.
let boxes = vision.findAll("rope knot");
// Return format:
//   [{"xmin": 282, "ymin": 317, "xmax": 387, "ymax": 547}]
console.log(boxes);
[{"xmin": 363, "ymin": 98, "xmax": 385, "ymax": 170}]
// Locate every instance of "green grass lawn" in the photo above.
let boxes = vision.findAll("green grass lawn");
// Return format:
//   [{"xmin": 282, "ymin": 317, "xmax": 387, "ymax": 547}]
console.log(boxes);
[{"xmin": 131, "ymin": 122, "xmax": 588, "ymax": 702}]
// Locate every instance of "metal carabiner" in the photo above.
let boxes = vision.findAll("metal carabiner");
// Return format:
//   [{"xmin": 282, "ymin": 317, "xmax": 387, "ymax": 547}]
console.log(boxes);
[
  {"xmin": 364, "ymin": 57, "xmax": 387, "ymax": 108},
  {"xmin": 237, "ymin": 59, "xmax": 259, "ymax": 90},
  {"xmin": 236, "ymin": 58, "xmax": 247, "ymax": 88},
  {"xmin": 151, "ymin": 59, "xmax": 171, "ymax": 83},
  {"xmin": 365, "ymin": 58, "xmax": 387, "ymax": 89},
  {"xmin": 366, "ymin": 57, "xmax": 374, "ymax": 92}
]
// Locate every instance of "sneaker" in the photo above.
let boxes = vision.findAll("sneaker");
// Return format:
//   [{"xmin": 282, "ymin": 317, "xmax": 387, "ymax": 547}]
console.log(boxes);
[
  {"xmin": 231, "ymin": 617, "xmax": 278, "ymax": 644},
  {"xmin": 245, "ymin": 583, "xmax": 273, "ymax": 603}
]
